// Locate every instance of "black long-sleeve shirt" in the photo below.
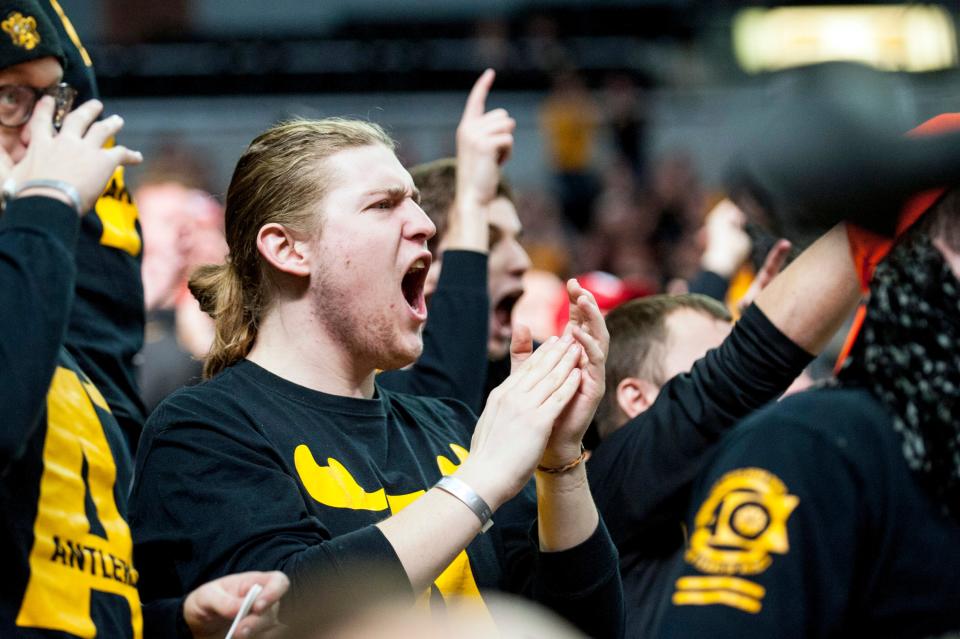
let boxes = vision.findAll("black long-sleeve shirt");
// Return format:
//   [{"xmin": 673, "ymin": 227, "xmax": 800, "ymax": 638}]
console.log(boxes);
[
  {"xmin": 0, "ymin": 198, "xmax": 148, "ymax": 638},
  {"xmin": 587, "ymin": 305, "xmax": 813, "ymax": 636},
  {"xmin": 130, "ymin": 360, "xmax": 624, "ymax": 638},
  {"xmin": 654, "ymin": 388, "xmax": 960, "ymax": 638}
]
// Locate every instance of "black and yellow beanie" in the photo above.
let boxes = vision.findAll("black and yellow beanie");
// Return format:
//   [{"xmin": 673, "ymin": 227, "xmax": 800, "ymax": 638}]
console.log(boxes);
[{"xmin": 0, "ymin": 1, "xmax": 65, "ymax": 71}]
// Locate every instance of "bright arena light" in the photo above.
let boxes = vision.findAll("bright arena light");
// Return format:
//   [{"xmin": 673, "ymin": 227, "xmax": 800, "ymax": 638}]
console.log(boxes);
[{"xmin": 733, "ymin": 5, "xmax": 958, "ymax": 73}]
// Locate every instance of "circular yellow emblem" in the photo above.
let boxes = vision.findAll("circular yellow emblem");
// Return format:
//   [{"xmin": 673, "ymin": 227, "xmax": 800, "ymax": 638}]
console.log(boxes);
[{"xmin": 685, "ymin": 467, "xmax": 799, "ymax": 576}]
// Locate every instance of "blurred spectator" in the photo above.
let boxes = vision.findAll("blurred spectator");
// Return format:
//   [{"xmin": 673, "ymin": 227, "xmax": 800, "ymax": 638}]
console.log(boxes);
[
  {"xmin": 524, "ymin": 15, "xmax": 570, "ymax": 73},
  {"xmin": 648, "ymin": 151, "xmax": 706, "ymax": 283},
  {"xmin": 539, "ymin": 70, "xmax": 601, "ymax": 232},
  {"xmin": 513, "ymin": 269, "xmax": 652, "ymax": 344},
  {"xmin": 134, "ymin": 145, "xmax": 227, "ymax": 413},
  {"xmin": 512, "ymin": 269, "xmax": 567, "ymax": 343},
  {"xmin": 512, "ymin": 188, "xmax": 572, "ymax": 277},
  {"xmin": 580, "ymin": 161, "xmax": 660, "ymax": 284},
  {"xmin": 603, "ymin": 73, "xmax": 649, "ymax": 179},
  {"xmin": 474, "ymin": 18, "xmax": 512, "ymax": 70}
]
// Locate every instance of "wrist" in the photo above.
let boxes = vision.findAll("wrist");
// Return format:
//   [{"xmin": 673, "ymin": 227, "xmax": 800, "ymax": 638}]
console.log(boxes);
[
  {"xmin": 453, "ymin": 459, "xmax": 508, "ymax": 511},
  {"xmin": 443, "ymin": 201, "xmax": 490, "ymax": 253},
  {"xmin": 17, "ymin": 186, "xmax": 75, "ymax": 209},
  {"xmin": 3, "ymin": 178, "xmax": 84, "ymax": 216},
  {"xmin": 535, "ymin": 462, "xmax": 589, "ymax": 494},
  {"xmin": 538, "ymin": 442, "xmax": 585, "ymax": 471}
]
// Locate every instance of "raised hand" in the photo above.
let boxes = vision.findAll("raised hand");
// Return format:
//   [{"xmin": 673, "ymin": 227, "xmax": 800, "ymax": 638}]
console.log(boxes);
[
  {"xmin": 183, "ymin": 571, "xmax": 289, "ymax": 639},
  {"xmin": 7, "ymin": 97, "xmax": 142, "ymax": 214},
  {"xmin": 700, "ymin": 198, "xmax": 753, "ymax": 279},
  {"xmin": 454, "ymin": 69, "xmax": 516, "ymax": 214},
  {"xmin": 457, "ymin": 334, "xmax": 582, "ymax": 508},
  {"xmin": 542, "ymin": 279, "xmax": 609, "ymax": 468}
]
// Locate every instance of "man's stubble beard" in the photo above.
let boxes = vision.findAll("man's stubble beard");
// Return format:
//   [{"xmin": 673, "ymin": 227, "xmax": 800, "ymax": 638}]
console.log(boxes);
[{"xmin": 312, "ymin": 268, "xmax": 422, "ymax": 373}]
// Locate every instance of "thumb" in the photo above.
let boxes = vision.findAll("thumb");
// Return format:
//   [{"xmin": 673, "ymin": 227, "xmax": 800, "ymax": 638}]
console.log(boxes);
[
  {"xmin": 0, "ymin": 145, "xmax": 13, "ymax": 182},
  {"xmin": 195, "ymin": 582, "xmax": 241, "ymax": 620},
  {"xmin": 509, "ymin": 324, "xmax": 533, "ymax": 374}
]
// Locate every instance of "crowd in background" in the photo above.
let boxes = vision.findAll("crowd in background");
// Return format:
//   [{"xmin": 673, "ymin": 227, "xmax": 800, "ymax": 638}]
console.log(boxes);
[{"xmin": 6, "ymin": 1, "xmax": 960, "ymax": 638}]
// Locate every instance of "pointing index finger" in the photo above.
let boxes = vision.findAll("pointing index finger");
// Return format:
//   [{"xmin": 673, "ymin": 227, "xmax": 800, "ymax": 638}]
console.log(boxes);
[{"xmin": 461, "ymin": 69, "xmax": 495, "ymax": 122}]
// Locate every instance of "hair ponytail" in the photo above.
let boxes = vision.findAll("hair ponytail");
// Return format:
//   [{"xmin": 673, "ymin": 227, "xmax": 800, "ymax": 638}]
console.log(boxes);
[{"xmin": 189, "ymin": 262, "xmax": 261, "ymax": 379}]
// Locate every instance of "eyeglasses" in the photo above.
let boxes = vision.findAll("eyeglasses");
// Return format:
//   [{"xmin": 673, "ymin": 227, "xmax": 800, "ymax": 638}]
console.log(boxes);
[{"xmin": 0, "ymin": 82, "xmax": 77, "ymax": 130}]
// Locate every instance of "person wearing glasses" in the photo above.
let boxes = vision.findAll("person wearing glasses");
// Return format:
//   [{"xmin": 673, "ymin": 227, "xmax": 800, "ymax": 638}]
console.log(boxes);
[{"xmin": 0, "ymin": 2, "xmax": 290, "ymax": 638}]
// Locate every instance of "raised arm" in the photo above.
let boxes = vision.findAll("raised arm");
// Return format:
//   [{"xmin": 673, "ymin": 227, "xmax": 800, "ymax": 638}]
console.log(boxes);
[
  {"xmin": 0, "ymin": 97, "xmax": 141, "ymax": 471},
  {"xmin": 590, "ymin": 220, "xmax": 860, "ymax": 546},
  {"xmin": 753, "ymin": 223, "xmax": 860, "ymax": 354},
  {"xmin": 377, "ymin": 69, "xmax": 515, "ymax": 411}
]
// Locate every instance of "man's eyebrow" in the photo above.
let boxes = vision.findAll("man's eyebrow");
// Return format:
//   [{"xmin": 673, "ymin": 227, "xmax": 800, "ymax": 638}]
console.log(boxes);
[{"xmin": 369, "ymin": 185, "xmax": 420, "ymax": 203}]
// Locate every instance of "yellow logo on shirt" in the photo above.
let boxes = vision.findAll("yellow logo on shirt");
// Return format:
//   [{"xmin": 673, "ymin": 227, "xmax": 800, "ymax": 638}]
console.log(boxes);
[
  {"xmin": 2, "ymin": 11, "xmax": 40, "ymax": 50},
  {"xmin": 685, "ymin": 467, "xmax": 799, "ymax": 577},
  {"xmin": 95, "ymin": 164, "xmax": 141, "ymax": 256},
  {"xmin": 672, "ymin": 575, "xmax": 767, "ymax": 614},
  {"xmin": 17, "ymin": 366, "xmax": 142, "ymax": 638},
  {"xmin": 294, "ymin": 442, "xmax": 491, "ymax": 616}
]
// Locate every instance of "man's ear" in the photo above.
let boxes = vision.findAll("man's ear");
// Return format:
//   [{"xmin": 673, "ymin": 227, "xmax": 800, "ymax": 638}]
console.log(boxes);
[
  {"xmin": 616, "ymin": 376, "xmax": 660, "ymax": 420},
  {"xmin": 256, "ymin": 223, "xmax": 311, "ymax": 277}
]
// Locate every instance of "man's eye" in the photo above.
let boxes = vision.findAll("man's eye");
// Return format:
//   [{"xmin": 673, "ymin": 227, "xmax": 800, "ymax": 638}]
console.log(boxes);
[
  {"xmin": 0, "ymin": 91, "xmax": 19, "ymax": 106},
  {"xmin": 372, "ymin": 200, "xmax": 392, "ymax": 210}
]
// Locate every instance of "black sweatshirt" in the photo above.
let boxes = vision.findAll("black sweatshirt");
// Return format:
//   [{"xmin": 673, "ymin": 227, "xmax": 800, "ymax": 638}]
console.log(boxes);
[
  {"xmin": 130, "ymin": 360, "xmax": 624, "ymax": 638},
  {"xmin": 654, "ymin": 388, "xmax": 960, "ymax": 639},
  {"xmin": 587, "ymin": 305, "xmax": 813, "ymax": 637},
  {"xmin": 377, "ymin": 250, "xmax": 490, "ymax": 413},
  {"xmin": 0, "ymin": 198, "xmax": 147, "ymax": 638}
]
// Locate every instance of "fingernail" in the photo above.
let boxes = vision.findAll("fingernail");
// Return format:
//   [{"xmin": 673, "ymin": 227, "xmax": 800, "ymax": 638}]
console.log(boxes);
[
  {"xmin": 546, "ymin": 335, "xmax": 558, "ymax": 344},
  {"xmin": 561, "ymin": 334, "xmax": 573, "ymax": 344}
]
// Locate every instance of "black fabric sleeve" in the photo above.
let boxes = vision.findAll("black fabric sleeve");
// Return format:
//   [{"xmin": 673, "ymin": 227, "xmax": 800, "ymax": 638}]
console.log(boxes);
[
  {"xmin": 0, "ymin": 197, "xmax": 79, "ymax": 472},
  {"xmin": 129, "ymin": 405, "xmax": 410, "ymax": 624},
  {"xmin": 142, "ymin": 597, "xmax": 191, "ymax": 639},
  {"xmin": 494, "ymin": 483, "xmax": 624, "ymax": 638},
  {"xmin": 65, "ymin": 174, "xmax": 146, "ymax": 453},
  {"xmin": 653, "ymin": 397, "xmax": 872, "ymax": 639},
  {"xmin": 377, "ymin": 250, "xmax": 489, "ymax": 413},
  {"xmin": 591, "ymin": 304, "xmax": 814, "ymax": 549},
  {"xmin": 686, "ymin": 270, "xmax": 730, "ymax": 302},
  {"xmin": 533, "ymin": 519, "xmax": 625, "ymax": 638}
]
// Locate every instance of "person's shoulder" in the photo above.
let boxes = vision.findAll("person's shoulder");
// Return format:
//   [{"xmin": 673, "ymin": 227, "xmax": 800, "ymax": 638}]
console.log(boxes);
[
  {"xmin": 142, "ymin": 365, "xmax": 256, "ymax": 436},
  {"xmin": 726, "ymin": 386, "xmax": 895, "ymax": 464},
  {"xmin": 752, "ymin": 386, "xmax": 889, "ymax": 433}
]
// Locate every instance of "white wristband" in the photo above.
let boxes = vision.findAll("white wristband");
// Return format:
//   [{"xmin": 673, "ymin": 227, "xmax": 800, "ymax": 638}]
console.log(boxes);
[
  {"xmin": 435, "ymin": 475, "xmax": 494, "ymax": 533},
  {"xmin": 2, "ymin": 178, "xmax": 83, "ymax": 215}
]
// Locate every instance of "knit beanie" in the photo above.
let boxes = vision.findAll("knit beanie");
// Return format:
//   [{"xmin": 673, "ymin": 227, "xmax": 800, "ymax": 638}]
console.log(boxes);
[{"xmin": 0, "ymin": 1, "xmax": 65, "ymax": 71}]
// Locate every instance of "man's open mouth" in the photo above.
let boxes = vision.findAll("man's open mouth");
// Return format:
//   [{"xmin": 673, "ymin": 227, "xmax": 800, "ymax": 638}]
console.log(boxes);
[
  {"xmin": 493, "ymin": 289, "xmax": 524, "ymax": 334},
  {"xmin": 401, "ymin": 255, "xmax": 430, "ymax": 318}
]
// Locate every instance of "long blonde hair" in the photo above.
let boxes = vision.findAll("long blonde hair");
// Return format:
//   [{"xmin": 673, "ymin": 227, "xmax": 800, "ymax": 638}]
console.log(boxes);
[{"xmin": 190, "ymin": 118, "xmax": 395, "ymax": 378}]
